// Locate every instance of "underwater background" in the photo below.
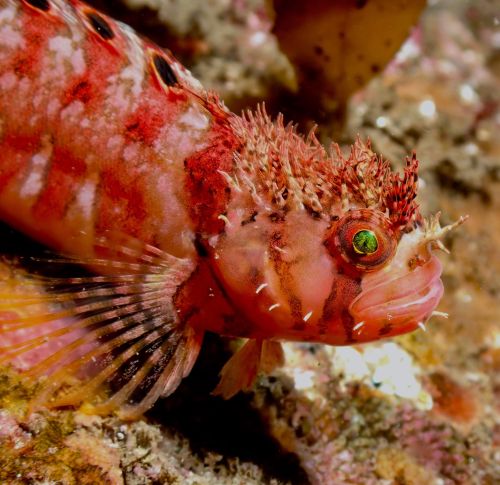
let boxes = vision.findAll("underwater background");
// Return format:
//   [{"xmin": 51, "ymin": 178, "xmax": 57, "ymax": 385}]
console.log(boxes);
[{"xmin": 0, "ymin": 0, "xmax": 498, "ymax": 483}]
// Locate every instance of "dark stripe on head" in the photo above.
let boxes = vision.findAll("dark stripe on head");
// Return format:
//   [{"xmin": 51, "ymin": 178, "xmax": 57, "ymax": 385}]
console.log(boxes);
[
  {"xmin": 86, "ymin": 11, "xmax": 115, "ymax": 40},
  {"xmin": 341, "ymin": 309, "xmax": 355, "ymax": 343},
  {"xmin": 268, "ymin": 230, "xmax": 304, "ymax": 329},
  {"xmin": 152, "ymin": 54, "xmax": 178, "ymax": 87},
  {"xmin": 23, "ymin": 0, "xmax": 50, "ymax": 11},
  {"xmin": 318, "ymin": 274, "xmax": 361, "ymax": 343},
  {"xmin": 379, "ymin": 323, "xmax": 393, "ymax": 336},
  {"xmin": 318, "ymin": 284, "xmax": 338, "ymax": 336}
]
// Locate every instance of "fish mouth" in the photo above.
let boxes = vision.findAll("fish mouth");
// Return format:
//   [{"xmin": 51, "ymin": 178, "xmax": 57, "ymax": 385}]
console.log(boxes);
[{"xmin": 349, "ymin": 254, "xmax": 443, "ymax": 340}]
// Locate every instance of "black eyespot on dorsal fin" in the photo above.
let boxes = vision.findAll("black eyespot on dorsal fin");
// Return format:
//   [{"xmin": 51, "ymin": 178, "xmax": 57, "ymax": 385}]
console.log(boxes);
[
  {"xmin": 23, "ymin": 0, "xmax": 50, "ymax": 11},
  {"xmin": 86, "ymin": 11, "xmax": 115, "ymax": 41},
  {"xmin": 152, "ymin": 53, "xmax": 178, "ymax": 87}
]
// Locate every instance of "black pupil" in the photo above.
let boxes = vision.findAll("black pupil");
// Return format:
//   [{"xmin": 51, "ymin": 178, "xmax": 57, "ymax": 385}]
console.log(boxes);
[
  {"xmin": 25, "ymin": 0, "xmax": 50, "ymax": 11},
  {"xmin": 153, "ymin": 54, "xmax": 178, "ymax": 87},
  {"xmin": 87, "ymin": 12, "xmax": 115, "ymax": 40}
]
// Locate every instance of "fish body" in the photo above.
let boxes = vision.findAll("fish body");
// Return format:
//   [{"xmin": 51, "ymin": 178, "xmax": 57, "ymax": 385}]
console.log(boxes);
[
  {"xmin": 0, "ymin": 0, "xmax": 458, "ymax": 418},
  {"xmin": 0, "ymin": 0, "xmax": 233, "ymax": 259}
]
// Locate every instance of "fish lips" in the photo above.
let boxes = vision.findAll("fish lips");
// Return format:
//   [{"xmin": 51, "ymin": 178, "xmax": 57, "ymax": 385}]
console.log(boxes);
[{"xmin": 348, "ymin": 254, "xmax": 444, "ymax": 340}]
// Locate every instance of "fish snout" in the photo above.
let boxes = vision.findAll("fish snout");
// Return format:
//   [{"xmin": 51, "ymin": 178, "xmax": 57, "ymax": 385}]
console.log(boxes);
[{"xmin": 348, "ymin": 254, "xmax": 444, "ymax": 341}]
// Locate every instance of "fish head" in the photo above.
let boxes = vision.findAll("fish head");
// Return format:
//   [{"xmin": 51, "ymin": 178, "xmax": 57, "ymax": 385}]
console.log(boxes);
[
  {"xmin": 211, "ymin": 116, "xmax": 465, "ymax": 345},
  {"xmin": 210, "ymin": 202, "xmax": 463, "ymax": 346}
]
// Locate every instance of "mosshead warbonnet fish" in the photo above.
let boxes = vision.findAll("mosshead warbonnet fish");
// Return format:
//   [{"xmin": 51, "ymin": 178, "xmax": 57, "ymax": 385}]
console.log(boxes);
[{"xmin": 0, "ymin": 0, "xmax": 465, "ymax": 419}]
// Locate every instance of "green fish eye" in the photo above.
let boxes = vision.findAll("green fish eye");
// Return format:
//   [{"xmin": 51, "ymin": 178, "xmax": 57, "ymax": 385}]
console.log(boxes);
[{"xmin": 352, "ymin": 229, "xmax": 378, "ymax": 255}]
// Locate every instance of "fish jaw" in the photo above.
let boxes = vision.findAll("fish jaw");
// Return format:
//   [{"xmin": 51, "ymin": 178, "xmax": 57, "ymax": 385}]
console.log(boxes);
[{"xmin": 348, "ymin": 230, "xmax": 444, "ymax": 343}]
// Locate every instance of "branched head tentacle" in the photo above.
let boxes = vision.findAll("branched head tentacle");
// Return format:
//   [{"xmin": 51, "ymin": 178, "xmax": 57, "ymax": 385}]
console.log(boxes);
[
  {"xmin": 421, "ymin": 212, "xmax": 469, "ymax": 252},
  {"xmin": 231, "ymin": 106, "xmax": 422, "ymax": 232}
]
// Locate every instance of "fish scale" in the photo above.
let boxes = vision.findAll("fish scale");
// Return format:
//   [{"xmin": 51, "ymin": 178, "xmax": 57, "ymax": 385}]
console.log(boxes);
[{"xmin": 0, "ymin": 0, "xmax": 462, "ymax": 419}]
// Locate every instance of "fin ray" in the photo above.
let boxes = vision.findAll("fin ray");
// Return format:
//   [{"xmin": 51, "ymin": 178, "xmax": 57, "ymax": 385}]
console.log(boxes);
[
  {"xmin": 23, "ymin": 306, "xmax": 168, "ymax": 376},
  {"xmin": 0, "ymin": 287, "xmax": 166, "ymax": 337},
  {"xmin": 31, "ymin": 324, "xmax": 174, "ymax": 412}
]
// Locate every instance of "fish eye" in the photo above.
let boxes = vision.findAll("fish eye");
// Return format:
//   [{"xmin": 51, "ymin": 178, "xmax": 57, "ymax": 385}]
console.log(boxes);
[
  {"xmin": 352, "ymin": 229, "xmax": 378, "ymax": 255},
  {"xmin": 325, "ymin": 209, "xmax": 397, "ymax": 272}
]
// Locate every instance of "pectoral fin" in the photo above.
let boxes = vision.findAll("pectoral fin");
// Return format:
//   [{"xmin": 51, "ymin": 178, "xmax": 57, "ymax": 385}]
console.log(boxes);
[
  {"xmin": 213, "ymin": 339, "xmax": 285, "ymax": 399},
  {"xmin": 0, "ymin": 236, "xmax": 202, "ymax": 420}
]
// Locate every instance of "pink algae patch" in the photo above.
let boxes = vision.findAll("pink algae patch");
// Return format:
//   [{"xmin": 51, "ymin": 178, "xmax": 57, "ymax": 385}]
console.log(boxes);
[{"xmin": 426, "ymin": 371, "xmax": 480, "ymax": 428}]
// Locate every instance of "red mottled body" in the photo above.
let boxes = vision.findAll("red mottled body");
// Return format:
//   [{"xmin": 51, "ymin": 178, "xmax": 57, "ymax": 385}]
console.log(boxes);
[{"xmin": 0, "ymin": 0, "xmax": 463, "ymax": 418}]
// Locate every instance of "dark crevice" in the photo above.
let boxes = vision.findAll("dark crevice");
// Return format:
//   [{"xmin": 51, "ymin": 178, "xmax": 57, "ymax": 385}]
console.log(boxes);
[{"xmin": 150, "ymin": 334, "xmax": 310, "ymax": 485}]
